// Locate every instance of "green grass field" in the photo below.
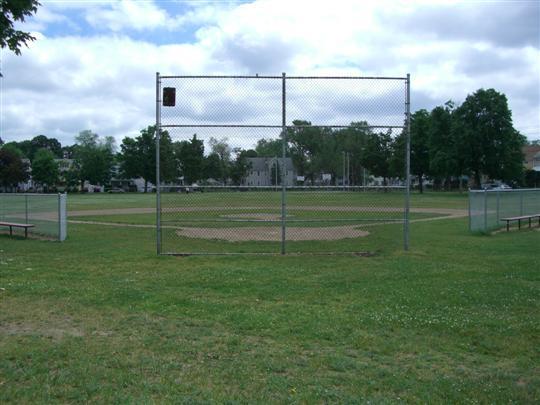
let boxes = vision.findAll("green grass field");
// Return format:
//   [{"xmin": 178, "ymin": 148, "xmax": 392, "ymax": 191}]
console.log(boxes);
[{"xmin": 1, "ymin": 192, "xmax": 539, "ymax": 402}]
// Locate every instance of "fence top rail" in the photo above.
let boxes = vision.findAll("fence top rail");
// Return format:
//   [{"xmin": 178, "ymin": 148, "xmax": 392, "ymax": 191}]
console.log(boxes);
[
  {"xmin": 0, "ymin": 193, "xmax": 63, "ymax": 197},
  {"xmin": 160, "ymin": 185, "xmax": 406, "ymax": 189},
  {"xmin": 469, "ymin": 188, "xmax": 540, "ymax": 193},
  {"xmin": 159, "ymin": 74, "xmax": 408, "ymax": 80},
  {"xmin": 160, "ymin": 124, "xmax": 406, "ymax": 129}
]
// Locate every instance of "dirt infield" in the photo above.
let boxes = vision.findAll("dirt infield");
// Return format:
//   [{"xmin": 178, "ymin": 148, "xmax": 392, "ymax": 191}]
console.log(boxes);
[
  {"xmin": 175, "ymin": 225, "xmax": 369, "ymax": 241},
  {"xmin": 65, "ymin": 206, "xmax": 467, "ymax": 242}
]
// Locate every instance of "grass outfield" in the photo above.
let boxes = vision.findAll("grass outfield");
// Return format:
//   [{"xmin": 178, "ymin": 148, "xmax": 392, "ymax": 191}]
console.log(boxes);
[
  {"xmin": 1, "ymin": 193, "xmax": 539, "ymax": 402},
  {"xmin": 66, "ymin": 190, "xmax": 469, "ymax": 211}
]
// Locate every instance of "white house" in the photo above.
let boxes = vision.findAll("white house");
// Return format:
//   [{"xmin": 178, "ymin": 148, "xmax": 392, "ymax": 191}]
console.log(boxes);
[{"xmin": 243, "ymin": 157, "xmax": 296, "ymax": 186}]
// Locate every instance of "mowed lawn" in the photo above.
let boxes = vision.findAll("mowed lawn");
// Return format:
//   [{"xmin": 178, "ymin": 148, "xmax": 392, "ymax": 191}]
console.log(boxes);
[{"xmin": 1, "ymin": 192, "xmax": 539, "ymax": 402}]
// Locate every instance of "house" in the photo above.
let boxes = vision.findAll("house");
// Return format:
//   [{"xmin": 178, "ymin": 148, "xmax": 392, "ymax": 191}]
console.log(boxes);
[
  {"xmin": 523, "ymin": 145, "xmax": 540, "ymax": 172},
  {"xmin": 15, "ymin": 158, "xmax": 33, "ymax": 192},
  {"xmin": 533, "ymin": 151, "xmax": 540, "ymax": 172},
  {"xmin": 243, "ymin": 157, "xmax": 296, "ymax": 186}
]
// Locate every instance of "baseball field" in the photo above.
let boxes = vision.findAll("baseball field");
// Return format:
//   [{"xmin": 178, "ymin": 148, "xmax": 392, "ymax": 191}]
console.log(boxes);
[{"xmin": 1, "ymin": 191, "xmax": 538, "ymax": 402}]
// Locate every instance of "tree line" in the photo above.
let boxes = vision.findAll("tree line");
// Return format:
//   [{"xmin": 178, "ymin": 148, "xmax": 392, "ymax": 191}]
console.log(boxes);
[{"xmin": 1, "ymin": 88, "xmax": 537, "ymax": 192}]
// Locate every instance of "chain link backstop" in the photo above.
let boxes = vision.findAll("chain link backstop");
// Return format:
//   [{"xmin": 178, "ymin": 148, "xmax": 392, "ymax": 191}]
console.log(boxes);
[{"xmin": 156, "ymin": 73, "xmax": 410, "ymax": 255}]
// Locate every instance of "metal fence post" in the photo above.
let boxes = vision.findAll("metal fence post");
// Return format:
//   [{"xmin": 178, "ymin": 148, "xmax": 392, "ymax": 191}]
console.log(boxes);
[
  {"xmin": 58, "ymin": 193, "xmax": 67, "ymax": 241},
  {"xmin": 484, "ymin": 190, "xmax": 488, "ymax": 233},
  {"xmin": 496, "ymin": 190, "xmax": 500, "ymax": 222},
  {"xmin": 342, "ymin": 151, "xmax": 346, "ymax": 191},
  {"xmin": 281, "ymin": 72, "xmax": 287, "ymax": 255},
  {"xmin": 58, "ymin": 193, "xmax": 61, "ymax": 240},
  {"xmin": 468, "ymin": 190, "xmax": 472, "ymax": 232},
  {"xmin": 25, "ymin": 194, "xmax": 28, "ymax": 224},
  {"xmin": 520, "ymin": 190, "xmax": 524, "ymax": 216},
  {"xmin": 156, "ymin": 72, "xmax": 162, "ymax": 255},
  {"xmin": 404, "ymin": 73, "xmax": 411, "ymax": 250}
]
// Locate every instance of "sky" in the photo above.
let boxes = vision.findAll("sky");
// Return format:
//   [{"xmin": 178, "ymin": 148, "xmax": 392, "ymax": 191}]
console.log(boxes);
[{"xmin": 1, "ymin": 0, "xmax": 539, "ymax": 149}]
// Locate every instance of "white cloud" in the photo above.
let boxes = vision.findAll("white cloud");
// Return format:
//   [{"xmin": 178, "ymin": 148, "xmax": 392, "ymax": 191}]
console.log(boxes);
[
  {"xmin": 85, "ymin": 0, "xmax": 168, "ymax": 31},
  {"xmin": 1, "ymin": 0, "xmax": 539, "ymax": 147}
]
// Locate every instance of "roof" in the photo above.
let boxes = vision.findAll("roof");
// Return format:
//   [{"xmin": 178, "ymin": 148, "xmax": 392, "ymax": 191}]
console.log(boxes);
[{"xmin": 523, "ymin": 145, "xmax": 540, "ymax": 162}]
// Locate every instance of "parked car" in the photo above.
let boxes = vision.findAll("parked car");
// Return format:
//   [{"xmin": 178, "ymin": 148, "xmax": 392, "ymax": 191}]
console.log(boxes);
[
  {"xmin": 482, "ymin": 183, "xmax": 512, "ymax": 190},
  {"xmin": 492, "ymin": 184, "xmax": 512, "ymax": 190}
]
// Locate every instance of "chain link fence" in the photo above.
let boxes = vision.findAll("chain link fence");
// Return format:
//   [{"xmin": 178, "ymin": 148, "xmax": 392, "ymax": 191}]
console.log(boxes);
[
  {"xmin": 0, "ymin": 193, "xmax": 67, "ymax": 240},
  {"xmin": 469, "ymin": 189, "xmax": 540, "ymax": 232},
  {"xmin": 156, "ymin": 73, "xmax": 410, "ymax": 255}
]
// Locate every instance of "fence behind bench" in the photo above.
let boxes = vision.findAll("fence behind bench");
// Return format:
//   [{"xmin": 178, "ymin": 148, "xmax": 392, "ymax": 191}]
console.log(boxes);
[
  {"xmin": 0, "ymin": 193, "xmax": 67, "ymax": 241},
  {"xmin": 469, "ymin": 188, "xmax": 540, "ymax": 232}
]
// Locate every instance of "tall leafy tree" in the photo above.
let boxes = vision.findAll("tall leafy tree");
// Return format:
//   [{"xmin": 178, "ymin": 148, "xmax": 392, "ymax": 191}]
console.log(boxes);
[
  {"xmin": 1, "ymin": 0, "xmax": 41, "ymax": 55},
  {"xmin": 207, "ymin": 137, "xmax": 231, "ymax": 184},
  {"xmin": 229, "ymin": 148, "xmax": 252, "ymax": 185},
  {"xmin": 175, "ymin": 135, "xmax": 204, "ymax": 185},
  {"xmin": 31, "ymin": 148, "xmax": 58, "ymax": 191},
  {"xmin": 30, "ymin": 135, "xmax": 62, "ymax": 160},
  {"xmin": 409, "ymin": 109, "xmax": 431, "ymax": 193},
  {"xmin": 429, "ymin": 101, "xmax": 459, "ymax": 190},
  {"xmin": 311, "ymin": 127, "xmax": 340, "ymax": 183},
  {"xmin": 452, "ymin": 89, "xmax": 525, "ymax": 187},
  {"xmin": 120, "ymin": 126, "xmax": 175, "ymax": 192},
  {"xmin": 203, "ymin": 153, "xmax": 223, "ymax": 182},
  {"xmin": 334, "ymin": 122, "xmax": 370, "ymax": 186},
  {"xmin": 6, "ymin": 135, "xmax": 63, "ymax": 161},
  {"xmin": 0, "ymin": 146, "xmax": 29, "ymax": 190},
  {"xmin": 287, "ymin": 120, "xmax": 324, "ymax": 183},
  {"xmin": 73, "ymin": 130, "xmax": 116, "ymax": 188},
  {"xmin": 361, "ymin": 130, "xmax": 394, "ymax": 187},
  {"xmin": 255, "ymin": 138, "xmax": 283, "ymax": 157}
]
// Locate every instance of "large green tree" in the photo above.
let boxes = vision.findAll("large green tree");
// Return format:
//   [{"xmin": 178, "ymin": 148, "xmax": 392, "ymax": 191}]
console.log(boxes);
[
  {"xmin": 334, "ymin": 122, "xmax": 371, "ymax": 186},
  {"xmin": 0, "ymin": 146, "xmax": 29, "ymax": 190},
  {"xmin": 5, "ymin": 135, "xmax": 63, "ymax": 161},
  {"xmin": 229, "ymin": 148, "xmax": 252, "ymax": 186},
  {"xmin": 29, "ymin": 135, "xmax": 62, "ymax": 160},
  {"xmin": 203, "ymin": 153, "xmax": 223, "ymax": 182},
  {"xmin": 31, "ymin": 148, "xmax": 58, "ymax": 191},
  {"xmin": 287, "ymin": 120, "xmax": 324, "ymax": 183},
  {"xmin": 120, "ymin": 126, "xmax": 176, "ymax": 192},
  {"xmin": 1, "ymin": 0, "xmax": 41, "ymax": 55},
  {"xmin": 409, "ymin": 109, "xmax": 431, "ymax": 193},
  {"xmin": 361, "ymin": 130, "xmax": 394, "ymax": 187},
  {"xmin": 73, "ymin": 130, "xmax": 116, "ymax": 188},
  {"xmin": 175, "ymin": 135, "xmax": 204, "ymax": 185},
  {"xmin": 452, "ymin": 89, "xmax": 525, "ymax": 188},
  {"xmin": 429, "ymin": 101, "xmax": 460, "ymax": 190},
  {"xmin": 255, "ymin": 138, "xmax": 282, "ymax": 157},
  {"xmin": 207, "ymin": 137, "xmax": 231, "ymax": 184}
]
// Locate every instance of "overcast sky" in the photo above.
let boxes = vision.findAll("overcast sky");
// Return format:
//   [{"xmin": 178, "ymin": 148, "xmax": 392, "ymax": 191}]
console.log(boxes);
[{"xmin": 1, "ymin": 0, "xmax": 539, "ymax": 149}]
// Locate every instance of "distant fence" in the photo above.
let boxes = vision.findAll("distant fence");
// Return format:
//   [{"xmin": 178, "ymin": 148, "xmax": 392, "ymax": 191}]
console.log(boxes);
[
  {"xmin": 469, "ymin": 189, "xmax": 540, "ymax": 232},
  {"xmin": 0, "ymin": 193, "xmax": 67, "ymax": 241}
]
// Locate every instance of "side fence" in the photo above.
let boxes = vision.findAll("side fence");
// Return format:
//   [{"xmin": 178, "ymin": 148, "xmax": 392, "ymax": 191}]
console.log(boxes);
[
  {"xmin": 0, "ymin": 193, "xmax": 67, "ymax": 241},
  {"xmin": 469, "ymin": 189, "xmax": 540, "ymax": 232}
]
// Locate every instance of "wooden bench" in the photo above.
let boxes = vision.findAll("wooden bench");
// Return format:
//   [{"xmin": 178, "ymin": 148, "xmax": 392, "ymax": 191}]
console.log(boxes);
[
  {"xmin": 0, "ymin": 222, "xmax": 35, "ymax": 238},
  {"xmin": 500, "ymin": 214, "xmax": 540, "ymax": 232}
]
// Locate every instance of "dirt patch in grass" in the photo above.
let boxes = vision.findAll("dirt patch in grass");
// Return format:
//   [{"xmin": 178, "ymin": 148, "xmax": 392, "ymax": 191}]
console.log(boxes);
[{"xmin": 0, "ymin": 321, "xmax": 84, "ymax": 341}]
